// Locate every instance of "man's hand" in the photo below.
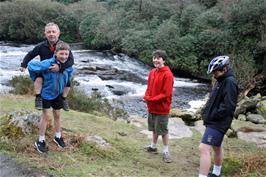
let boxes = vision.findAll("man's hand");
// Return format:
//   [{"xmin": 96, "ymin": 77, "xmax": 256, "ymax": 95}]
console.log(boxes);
[
  {"xmin": 49, "ymin": 64, "xmax": 59, "ymax": 72},
  {"xmin": 19, "ymin": 67, "xmax": 26, "ymax": 72}
]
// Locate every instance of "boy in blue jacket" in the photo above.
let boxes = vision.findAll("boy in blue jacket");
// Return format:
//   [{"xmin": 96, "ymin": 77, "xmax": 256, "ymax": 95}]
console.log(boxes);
[
  {"xmin": 28, "ymin": 41, "xmax": 73, "ymax": 153},
  {"xmin": 20, "ymin": 22, "xmax": 74, "ymax": 111}
]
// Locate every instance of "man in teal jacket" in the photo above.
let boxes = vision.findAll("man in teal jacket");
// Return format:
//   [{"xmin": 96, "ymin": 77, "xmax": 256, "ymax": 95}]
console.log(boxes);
[{"xmin": 28, "ymin": 41, "xmax": 73, "ymax": 153}]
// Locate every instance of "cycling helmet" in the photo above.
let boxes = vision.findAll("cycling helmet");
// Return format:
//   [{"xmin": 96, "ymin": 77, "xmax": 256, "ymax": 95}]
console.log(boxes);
[{"xmin": 207, "ymin": 55, "xmax": 229, "ymax": 74}]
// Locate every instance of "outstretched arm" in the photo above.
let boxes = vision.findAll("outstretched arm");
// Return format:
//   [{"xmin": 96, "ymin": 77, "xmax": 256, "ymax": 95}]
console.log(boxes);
[{"xmin": 20, "ymin": 45, "xmax": 41, "ymax": 68}]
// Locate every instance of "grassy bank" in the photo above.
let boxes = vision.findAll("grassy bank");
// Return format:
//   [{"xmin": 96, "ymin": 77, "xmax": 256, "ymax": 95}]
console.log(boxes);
[{"xmin": 0, "ymin": 95, "xmax": 265, "ymax": 177}]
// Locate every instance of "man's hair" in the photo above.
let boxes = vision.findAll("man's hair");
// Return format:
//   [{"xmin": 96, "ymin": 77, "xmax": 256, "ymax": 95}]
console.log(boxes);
[
  {"xmin": 45, "ymin": 22, "xmax": 60, "ymax": 32},
  {"xmin": 152, "ymin": 49, "xmax": 167, "ymax": 60},
  {"xmin": 55, "ymin": 41, "xmax": 70, "ymax": 52}
]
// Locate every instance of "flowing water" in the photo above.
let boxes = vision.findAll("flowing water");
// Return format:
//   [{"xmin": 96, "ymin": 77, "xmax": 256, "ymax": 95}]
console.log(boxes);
[{"xmin": 0, "ymin": 42, "xmax": 209, "ymax": 116}]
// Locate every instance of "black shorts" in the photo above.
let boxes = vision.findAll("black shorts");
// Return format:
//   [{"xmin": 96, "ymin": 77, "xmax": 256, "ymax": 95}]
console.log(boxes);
[
  {"xmin": 35, "ymin": 73, "xmax": 43, "ymax": 79},
  {"xmin": 201, "ymin": 127, "xmax": 225, "ymax": 147},
  {"xmin": 66, "ymin": 80, "xmax": 71, "ymax": 87},
  {"xmin": 42, "ymin": 94, "xmax": 64, "ymax": 110}
]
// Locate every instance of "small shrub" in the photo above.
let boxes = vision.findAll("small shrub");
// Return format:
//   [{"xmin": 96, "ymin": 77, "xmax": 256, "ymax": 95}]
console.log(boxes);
[
  {"xmin": 240, "ymin": 152, "xmax": 266, "ymax": 176},
  {"xmin": 9, "ymin": 75, "xmax": 33, "ymax": 95},
  {"xmin": 0, "ymin": 141, "xmax": 11, "ymax": 151},
  {"xmin": 68, "ymin": 89, "xmax": 105, "ymax": 114},
  {"xmin": 222, "ymin": 157, "xmax": 242, "ymax": 176},
  {"xmin": 222, "ymin": 152, "xmax": 266, "ymax": 177},
  {"xmin": 0, "ymin": 114, "xmax": 23, "ymax": 139}
]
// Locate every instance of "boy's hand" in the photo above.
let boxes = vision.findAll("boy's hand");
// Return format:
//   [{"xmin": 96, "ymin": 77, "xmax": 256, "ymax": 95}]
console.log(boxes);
[
  {"xmin": 143, "ymin": 96, "xmax": 151, "ymax": 101},
  {"xmin": 19, "ymin": 67, "xmax": 26, "ymax": 72},
  {"xmin": 49, "ymin": 64, "xmax": 59, "ymax": 72}
]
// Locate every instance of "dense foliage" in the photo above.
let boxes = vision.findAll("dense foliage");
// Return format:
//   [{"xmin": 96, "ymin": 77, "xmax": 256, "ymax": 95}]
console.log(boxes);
[{"xmin": 0, "ymin": 0, "xmax": 265, "ymax": 89}]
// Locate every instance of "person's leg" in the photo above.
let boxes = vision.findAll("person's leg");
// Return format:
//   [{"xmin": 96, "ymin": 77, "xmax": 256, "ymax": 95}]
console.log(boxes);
[
  {"xmin": 53, "ymin": 109, "xmax": 61, "ymax": 135},
  {"xmin": 34, "ymin": 77, "xmax": 43, "ymax": 95},
  {"xmin": 199, "ymin": 143, "xmax": 212, "ymax": 176},
  {"xmin": 35, "ymin": 109, "xmax": 49, "ymax": 153},
  {"xmin": 51, "ymin": 97, "xmax": 66, "ymax": 148},
  {"xmin": 152, "ymin": 131, "xmax": 159, "ymax": 146},
  {"xmin": 157, "ymin": 115, "xmax": 171, "ymax": 163},
  {"xmin": 62, "ymin": 84, "xmax": 71, "ymax": 111},
  {"xmin": 162, "ymin": 133, "xmax": 171, "ymax": 163},
  {"xmin": 38, "ymin": 109, "xmax": 49, "ymax": 138},
  {"xmin": 212, "ymin": 146, "xmax": 223, "ymax": 176},
  {"xmin": 34, "ymin": 77, "xmax": 43, "ymax": 110},
  {"xmin": 62, "ymin": 87, "xmax": 70, "ymax": 98},
  {"xmin": 199, "ymin": 127, "xmax": 224, "ymax": 177},
  {"xmin": 162, "ymin": 133, "xmax": 169, "ymax": 153},
  {"xmin": 160, "ymin": 115, "xmax": 169, "ymax": 154},
  {"xmin": 145, "ymin": 113, "xmax": 158, "ymax": 152},
  {"xmin": 52, "ymin": 109, "xmax": 65, "ymax": 148}
]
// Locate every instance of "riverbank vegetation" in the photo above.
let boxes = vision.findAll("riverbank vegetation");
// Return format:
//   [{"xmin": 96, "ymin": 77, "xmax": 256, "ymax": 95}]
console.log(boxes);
[{"xmin": 0, "ymin": 0, "xmax": 265, "ymax": 91}]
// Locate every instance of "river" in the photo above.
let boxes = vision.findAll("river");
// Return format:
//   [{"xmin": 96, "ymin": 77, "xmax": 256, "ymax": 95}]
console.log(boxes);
[{"xmin": 0, "ymin": 42, "xmax": 209, "ymax": 117}]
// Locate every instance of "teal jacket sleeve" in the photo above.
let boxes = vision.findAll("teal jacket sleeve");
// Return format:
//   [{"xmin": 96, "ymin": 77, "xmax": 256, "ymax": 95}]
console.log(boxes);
[
  {"xmin": 65, "ymin": 67, "xmax": 73, "ymax": 83},
  {"xmin": 28, "ymin": 58, "xmax": 53, "ymax": 81}
]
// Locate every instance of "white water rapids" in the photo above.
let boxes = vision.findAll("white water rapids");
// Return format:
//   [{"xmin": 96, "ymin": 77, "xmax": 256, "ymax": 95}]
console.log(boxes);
[{"xmin": 0, "ymin": 42, "xmax": 209, "ymax": 116}]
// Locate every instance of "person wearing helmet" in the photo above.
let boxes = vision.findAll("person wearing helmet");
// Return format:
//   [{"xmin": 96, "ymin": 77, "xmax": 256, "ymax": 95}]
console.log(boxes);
[{"xmin": 198, "ymin": 56, "xmax": 238, "ymax": 177}]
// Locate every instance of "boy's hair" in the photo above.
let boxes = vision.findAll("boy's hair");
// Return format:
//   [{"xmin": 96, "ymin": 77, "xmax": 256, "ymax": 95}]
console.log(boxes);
[
  {"xmin": 55, "ymin": 41, "xmax": 70, "ymax": 52},
  {"xmin": 152, "ymin": 49, "xmax": 167, "ymax": 60},
  {"xmin": 45, "ymin": 22, "xmax": 60, "ymax": 32}
]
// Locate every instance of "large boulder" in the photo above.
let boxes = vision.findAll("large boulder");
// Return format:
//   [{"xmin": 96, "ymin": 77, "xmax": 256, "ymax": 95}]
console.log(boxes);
[
  {"xmin": 246, "ymin": 114, "xmax": 266, "ymax": 124},
  {"xmin": 230, "ymin": 120, "xmax": 266, "ymax": 148},
  {"xmin": 234, "ymin": 94, "xmax": 261, "ymax": 117},
  {"xmin": 0, "ymin": 110, "xmax": 41, "ymax": 139},
  {"xmin": 170, "ymin": 108, "xmax": 198, "ymax": 125},
  {"xmin": 85, "ymin": 135, "xmax": 110, "ymax": 148}
]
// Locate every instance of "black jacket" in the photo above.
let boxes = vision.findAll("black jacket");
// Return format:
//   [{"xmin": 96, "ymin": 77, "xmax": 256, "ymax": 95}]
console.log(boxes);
[
  {"xmin": 21, "ymin": 40, "xmax": 74, "ymax": 72},
  {"xmin": 202, "ymin": 69, "xmax": 238, "ymax": 133}
]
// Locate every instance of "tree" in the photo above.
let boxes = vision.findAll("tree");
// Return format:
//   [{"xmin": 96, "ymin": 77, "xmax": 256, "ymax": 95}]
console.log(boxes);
[{"xmin": 0, "ymin": 0, "xmax": 66, "ymax": 43}]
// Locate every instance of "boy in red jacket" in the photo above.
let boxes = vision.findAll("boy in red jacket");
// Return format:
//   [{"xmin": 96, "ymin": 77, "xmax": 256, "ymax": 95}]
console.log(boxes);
[{"xmin": 143, "ymin": 49, "xmax": 174, "ymax": 163}]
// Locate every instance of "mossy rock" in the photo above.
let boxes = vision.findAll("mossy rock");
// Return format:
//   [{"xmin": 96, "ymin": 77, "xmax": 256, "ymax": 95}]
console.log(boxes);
[
  {"xmin": 0, "ymin": 111, "xmax": 40, "ymax": 139},
  {"xmin": 0, "ymin": 114, "xmax": 24, "ymax": 139},
  {"xmin": 256, "ymin": 99, "xmax": 266, "ymax": 119}
]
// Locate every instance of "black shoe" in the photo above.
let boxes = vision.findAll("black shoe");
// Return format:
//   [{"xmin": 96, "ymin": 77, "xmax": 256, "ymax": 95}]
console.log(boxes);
[
  {"xmin": 35, "ymin": 96, "xmax": 43, "ymax": 110},
  {"xmin": 208, "ymin": 172, "xmax": 221, "ymax": 177},
  {"xmin": 144, "ymin": 145, "xmax": 158, "ymax": 154},
  {"xmin": 62, "ymin": 99, "xmax": 69, "ymax": 111},
  {"xmin": 53, "ymin": 137, "xmax": 66, "ymax": 148},
  {"xmin": 35, "ymin": 140, "xmax": 48, "ymax": 153}
]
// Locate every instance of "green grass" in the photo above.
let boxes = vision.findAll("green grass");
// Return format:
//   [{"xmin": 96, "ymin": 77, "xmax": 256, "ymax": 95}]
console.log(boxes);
[{"xmin": 0, "ymin": 95, "xmax": 265, "ymax": 177}]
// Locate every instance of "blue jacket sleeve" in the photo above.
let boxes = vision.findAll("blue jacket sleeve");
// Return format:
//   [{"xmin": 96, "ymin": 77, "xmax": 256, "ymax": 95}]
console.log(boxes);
[
  {"xmin": 28, "ymin": 59, "xmax": 53, "ymax": 81},
  {"xmin": 65, "ymin": 67, "xmax": 73, "ymax": 82}
]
